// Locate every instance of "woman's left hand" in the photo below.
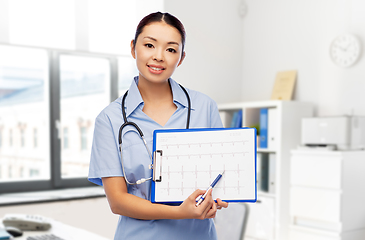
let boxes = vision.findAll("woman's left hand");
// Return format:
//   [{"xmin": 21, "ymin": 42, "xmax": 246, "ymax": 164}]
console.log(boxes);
[
  {"xmin": 216, "ymin": 198, "xmax": 229, "ymax": 210},
  {"xmin": 204, "ymin": 198, "xmax": 228, "ymax": 218}
]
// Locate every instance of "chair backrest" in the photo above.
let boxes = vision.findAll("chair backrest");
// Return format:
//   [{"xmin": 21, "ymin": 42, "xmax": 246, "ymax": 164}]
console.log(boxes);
[{"xmin": 214, "ymin": 203, "xmax": 249, "ymax": 240}]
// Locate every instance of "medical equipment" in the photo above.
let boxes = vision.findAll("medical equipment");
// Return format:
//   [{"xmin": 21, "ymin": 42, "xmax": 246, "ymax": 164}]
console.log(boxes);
[
  {"xmin": 301, "ymin": 116, "xmax": 365, "ymax": 150},
  {"xmin": 118, "ymin": 84, "xmax": 191, "ymax": 185}
]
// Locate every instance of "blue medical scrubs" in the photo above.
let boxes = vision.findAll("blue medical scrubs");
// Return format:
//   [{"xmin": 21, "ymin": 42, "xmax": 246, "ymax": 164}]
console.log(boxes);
[{"xmin": 89, "ymin": 77, "xmax": 223, "ymax": 240}]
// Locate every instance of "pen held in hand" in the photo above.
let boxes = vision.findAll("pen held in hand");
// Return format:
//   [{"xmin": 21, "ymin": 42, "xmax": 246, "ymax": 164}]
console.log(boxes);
[{"xmin": 195, "ymin": 171, "xmax": 225, "ymax": 207}]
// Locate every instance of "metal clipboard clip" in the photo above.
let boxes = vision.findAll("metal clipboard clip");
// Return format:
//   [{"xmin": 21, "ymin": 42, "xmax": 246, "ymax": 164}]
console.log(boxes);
[{"xmin": 152, "ymin": 150, "xmax": 163, "ymax": 182}]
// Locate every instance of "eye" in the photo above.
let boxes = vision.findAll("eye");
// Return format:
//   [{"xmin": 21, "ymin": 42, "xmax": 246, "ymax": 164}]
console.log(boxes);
[
  {"xmin": 167, "ymin": 48, "xmax": 177, "ymax": 53},
  {"xmin": 145, "ymin": 43, "xmax": 154, "ymax": 48}
]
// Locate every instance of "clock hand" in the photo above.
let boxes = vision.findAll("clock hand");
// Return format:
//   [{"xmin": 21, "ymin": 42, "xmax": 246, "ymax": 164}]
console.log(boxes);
[{"xmin": 341, "ymin": 42, "xmax": 350, "ymax": 51}]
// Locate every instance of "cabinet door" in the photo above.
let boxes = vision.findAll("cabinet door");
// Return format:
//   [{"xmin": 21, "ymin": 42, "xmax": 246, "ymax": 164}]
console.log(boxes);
[
  {"xmin": 290, "ymin": 187, "xmax": 341, "ymax": 223},
  {"xmin": 289, "ymin": 228, "xmax": 341, "ymax": 240},
  {"xmin": 290, "ymin": 154, "xmax": 342, "ymax": 189},
  {"xmin": 245, "ymin": 196, "xmax": 275, "ymax": 240}
]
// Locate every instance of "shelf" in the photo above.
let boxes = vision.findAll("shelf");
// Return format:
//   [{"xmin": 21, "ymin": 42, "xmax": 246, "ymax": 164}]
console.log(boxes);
[
  {"xmin": 218, "ymin": 100, "xmax": 282, "ymax": 109},
  {"xmin": 258, "ymin": 191, "xmax": 276, "ymax": 199},
  {"xmin": 257, "ymin": 148, "xmax": 276, "ymax": 153},
  {"xmin": 218, "ymin": 100, "xmax": 314, "ymax": 240}
]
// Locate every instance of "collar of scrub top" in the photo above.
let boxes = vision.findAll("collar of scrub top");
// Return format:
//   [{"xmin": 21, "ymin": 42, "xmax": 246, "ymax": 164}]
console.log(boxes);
[{"xmin": 123, "ymin": 76, "xmax": 195, "ymax": 119}]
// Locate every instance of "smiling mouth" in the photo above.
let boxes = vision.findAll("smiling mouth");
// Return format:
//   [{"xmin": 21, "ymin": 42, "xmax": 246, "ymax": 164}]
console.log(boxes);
[{"xmin": 148, "ymin": 65, "xmax": 165, "ymax": 71}]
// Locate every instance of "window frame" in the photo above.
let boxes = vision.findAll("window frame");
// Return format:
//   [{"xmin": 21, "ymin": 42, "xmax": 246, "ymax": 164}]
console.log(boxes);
[{"xmin": 0, "ymin": 46, "xmax": 119, "ymax": 193}]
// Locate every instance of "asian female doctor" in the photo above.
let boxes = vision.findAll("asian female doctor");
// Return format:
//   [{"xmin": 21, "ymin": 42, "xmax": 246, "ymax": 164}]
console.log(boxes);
[{"xmin": 88, "ymin": 12, "xmax": 228, "ymax": 240}]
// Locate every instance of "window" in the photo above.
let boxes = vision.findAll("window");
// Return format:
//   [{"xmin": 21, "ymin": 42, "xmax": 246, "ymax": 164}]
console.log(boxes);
[
  {"xmin": 8, "ymin": 166, "xmax": 12, "ymax": 178},
  {"xmin": 0, "ymin": 0, "xmax": 162, "ymax": 193},
  {"xmin": 63, "ymin": 127, "xmax": 69, "ymax": 149},
  {"xmin": 0, "ymin": 45, "xmax": 50, "ymax": 184},
  {"xmin": 59, "ymin": 54, "xmax": 110, "ymax": 179},
  {"xmin": 0, "ymin": 45, "xmax": 140, "ymax": 192},
  {"xmin": 9, "ymin": 129, "xmax": 12, "ymax": 147},
  {"xmin": 29, "ymin": 169, "xmax": 39, "ymax": 177},
  {"xmin": 118, "ymin": 57, "xmax": 139, "ymax": 96},
  {"xmin": 80, "ymin": 127, "xmax": 87, "ymax": 151},
  {"xmin": 33, "ymin": 128, "xmax": 38, "ymax": 148},
  {"xmin": 20, "ymin": 128, "xmax": 25, "ymax": 147}
]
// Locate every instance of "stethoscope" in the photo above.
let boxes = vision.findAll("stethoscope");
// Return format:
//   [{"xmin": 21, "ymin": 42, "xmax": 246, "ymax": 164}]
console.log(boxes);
[{"xmin": 118, "ymin": 84, "xmax": 191, "ymax": 185}]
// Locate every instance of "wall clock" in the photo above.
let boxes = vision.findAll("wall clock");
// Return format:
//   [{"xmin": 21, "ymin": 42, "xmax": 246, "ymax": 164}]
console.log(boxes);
[{"xmin": 330, "ymin": 33, "xmax": 361, "ymax": 68}]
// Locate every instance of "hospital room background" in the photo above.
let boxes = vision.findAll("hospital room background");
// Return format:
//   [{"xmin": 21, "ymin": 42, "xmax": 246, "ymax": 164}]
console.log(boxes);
[{"xmin": 0, "ymin": 0, "xmax": 365, "ymax": 239}]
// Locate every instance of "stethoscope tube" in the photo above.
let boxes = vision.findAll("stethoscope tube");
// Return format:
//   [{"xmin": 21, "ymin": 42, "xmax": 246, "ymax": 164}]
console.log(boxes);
[
  {"xmin": 119, "ymin": 84, "xmax": 191, "ymax": 185},
  {"xmin": 179, "ymin": 84, "xmax": 191, "ymax": 129}
]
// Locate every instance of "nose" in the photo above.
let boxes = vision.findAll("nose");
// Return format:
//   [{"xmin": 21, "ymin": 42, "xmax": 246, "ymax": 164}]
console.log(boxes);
[{"xmin": 153, "ymin": 49, "xmax": 164, "ymax": 62}]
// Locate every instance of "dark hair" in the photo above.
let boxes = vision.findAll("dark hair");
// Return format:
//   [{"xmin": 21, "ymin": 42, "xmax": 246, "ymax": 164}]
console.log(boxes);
[{"xmin": 133, "ymin": 12, "xmax": 186, "ymax": 57}]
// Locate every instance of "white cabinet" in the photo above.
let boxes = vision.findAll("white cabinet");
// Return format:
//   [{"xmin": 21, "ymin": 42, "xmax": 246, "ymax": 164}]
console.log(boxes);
[
  {"xmin": 218, "ymin": 101, "xmax": 313, "ymax": 240},
  {"xmin": 289, "ymin": 150, "xmax": 365, "ymax": 240},
  {"xmin": 245, "ymin": 196, "xmax": 275, "ymax": 239}
]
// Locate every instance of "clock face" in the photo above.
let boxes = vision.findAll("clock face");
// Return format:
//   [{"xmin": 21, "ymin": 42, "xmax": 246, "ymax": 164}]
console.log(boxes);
[{"xmin": 330, "ymin": 34, "xmax": 361, "ymax": 68}]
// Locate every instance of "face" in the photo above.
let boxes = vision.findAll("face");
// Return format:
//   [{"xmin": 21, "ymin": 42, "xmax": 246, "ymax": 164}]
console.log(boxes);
[{"xmin": 131, "ymin": 22, "xmax": 185, "ymax": 85}]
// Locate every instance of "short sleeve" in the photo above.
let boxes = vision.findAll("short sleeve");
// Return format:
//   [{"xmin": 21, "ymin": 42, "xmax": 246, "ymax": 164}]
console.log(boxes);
[
  {"xmin": 88, "ymin": 112, "xmax": 123, "ymax": 186},
  {"xmin": 210, "ymin": 100, "xmax": 223, "ymax": 128}
]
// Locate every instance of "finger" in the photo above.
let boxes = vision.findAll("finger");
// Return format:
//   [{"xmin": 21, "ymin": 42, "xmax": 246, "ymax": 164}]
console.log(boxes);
[
  {"xmin": 205, "ymin": 206, "xmax": 217, "ymax": 218},
  {"xmin": 199, "ymin": 189, "xmax": 214, "ymax": 215},
  {"xmin": 216, "ymin": 198, "xmax": 229, "ymax": 208},
  {"xmin": 205, "ymin": 199, "xmax": 217, "ymax": 218},
  {"xmin": 190, "ymin": 189, "xmax": 206, "ymax": 201}
]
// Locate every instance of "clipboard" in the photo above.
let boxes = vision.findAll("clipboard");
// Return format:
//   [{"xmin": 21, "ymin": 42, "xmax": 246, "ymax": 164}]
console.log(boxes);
[{"xmin": 151, "ymin": 127, "xmax": 257, "ymax": 204}]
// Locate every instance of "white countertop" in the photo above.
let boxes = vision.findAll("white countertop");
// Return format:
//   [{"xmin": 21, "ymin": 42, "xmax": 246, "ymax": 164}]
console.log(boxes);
[{"xmin": 0, "ymin": 187, "xmax": 105, "ymax": 206}]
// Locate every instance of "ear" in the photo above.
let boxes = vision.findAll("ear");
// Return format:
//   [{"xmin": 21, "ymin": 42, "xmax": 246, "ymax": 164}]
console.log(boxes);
[
  {"xmin": 130, "ymin": 40, "xmax": 136, "ymax": 59},
  {"xmin": 177, "ymin": 51, "xmax": 186, "ymax": 67}
]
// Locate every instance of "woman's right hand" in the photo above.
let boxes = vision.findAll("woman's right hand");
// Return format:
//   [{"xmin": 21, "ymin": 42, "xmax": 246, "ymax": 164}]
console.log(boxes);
[{"xmin": 178, "ymin": 189, "xmax": 217, "ymax": 220}]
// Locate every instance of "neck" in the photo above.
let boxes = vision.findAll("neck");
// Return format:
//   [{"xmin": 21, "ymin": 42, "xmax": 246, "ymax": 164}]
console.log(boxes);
[{"xmin": 137, "ymin": 77, "xmax": 173, "ymax": 104}]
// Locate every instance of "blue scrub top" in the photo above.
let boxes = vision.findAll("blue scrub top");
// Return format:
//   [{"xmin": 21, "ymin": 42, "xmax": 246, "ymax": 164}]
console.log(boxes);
[{"xmin": 89, "ymin": 77, "xmax": 223, "ymax": 240}]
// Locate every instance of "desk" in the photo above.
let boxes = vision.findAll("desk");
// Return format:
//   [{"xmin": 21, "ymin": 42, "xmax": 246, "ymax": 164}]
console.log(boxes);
[{"xmin": 1, "ymin": 219, "xmax": 110, "ymax": 240}]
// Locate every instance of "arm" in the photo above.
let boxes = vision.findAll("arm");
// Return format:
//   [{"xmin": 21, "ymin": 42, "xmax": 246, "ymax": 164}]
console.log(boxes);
[{"xmin": 102, "ymin": 176, "xmax": 217, "ymax": 220}]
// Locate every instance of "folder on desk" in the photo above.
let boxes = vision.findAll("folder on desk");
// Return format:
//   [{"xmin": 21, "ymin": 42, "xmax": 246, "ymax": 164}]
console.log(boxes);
[{"xmin": 151, "ymin": 127, "xmax": 257, "ymax": 204}]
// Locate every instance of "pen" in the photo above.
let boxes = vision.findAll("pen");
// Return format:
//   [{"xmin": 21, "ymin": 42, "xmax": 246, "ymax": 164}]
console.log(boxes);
[{"xmin": 196, "ymin": 171, "xmax": 225, "ymax": 207}]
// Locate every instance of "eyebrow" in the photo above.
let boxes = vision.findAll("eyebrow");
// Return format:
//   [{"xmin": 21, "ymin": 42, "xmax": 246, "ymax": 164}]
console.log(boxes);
[{"xmin": 144, "ymin": 36, "xmax": 180, "ymax": 46}]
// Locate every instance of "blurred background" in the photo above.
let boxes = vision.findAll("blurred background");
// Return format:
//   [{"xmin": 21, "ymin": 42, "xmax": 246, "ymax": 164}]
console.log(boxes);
[{"xmin": 1, "ymin": 0, "xmax": 365, "ymax": 239}]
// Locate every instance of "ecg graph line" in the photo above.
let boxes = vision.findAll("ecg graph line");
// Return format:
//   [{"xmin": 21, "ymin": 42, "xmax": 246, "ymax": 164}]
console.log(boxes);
[
  {"xmin": 161, "ymin": 151, "xmax": 249, "ymax": 160},
  {"xmin": 159, "ymin": 166, "xmax": 246, "ymax": 196},
  {"xmin": 161, "ymin": 140, "xmax": 249, "ymax": 149},
  {"xmin": 156, "ymin": 137, "xmax": 252, "ymax": 198},
  {"xmin": 164, "ymin": 165, "xmax": 245, "ymax": 178},
  {"xmin": 158, "ymin": 183, "xmax": 245, "ymax": 196}
]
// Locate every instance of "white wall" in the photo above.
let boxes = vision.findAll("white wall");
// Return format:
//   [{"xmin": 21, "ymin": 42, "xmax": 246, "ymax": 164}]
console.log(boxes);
[
  {"xmin": 165, "ymin": 0, "xmax": 244, "ymax": 104},
  {"xmin": 241, "ymin": 0, "xmax": 365, "ymax": 116},
  {"xmin": 167, "ymin": 0, "xmax": 365, "ymax": 116}
]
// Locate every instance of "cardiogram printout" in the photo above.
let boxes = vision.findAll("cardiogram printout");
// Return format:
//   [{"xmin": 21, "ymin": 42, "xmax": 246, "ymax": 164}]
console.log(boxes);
[{"xmin": 151, "ymin": 128, "xmax": 257, "ymax": 203}]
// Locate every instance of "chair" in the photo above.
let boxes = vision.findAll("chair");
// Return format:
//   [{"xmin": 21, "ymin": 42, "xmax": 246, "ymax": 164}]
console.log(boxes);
[{"xmin": 214, "ymin": 203, "xmax": 249, "ymax": 240}]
